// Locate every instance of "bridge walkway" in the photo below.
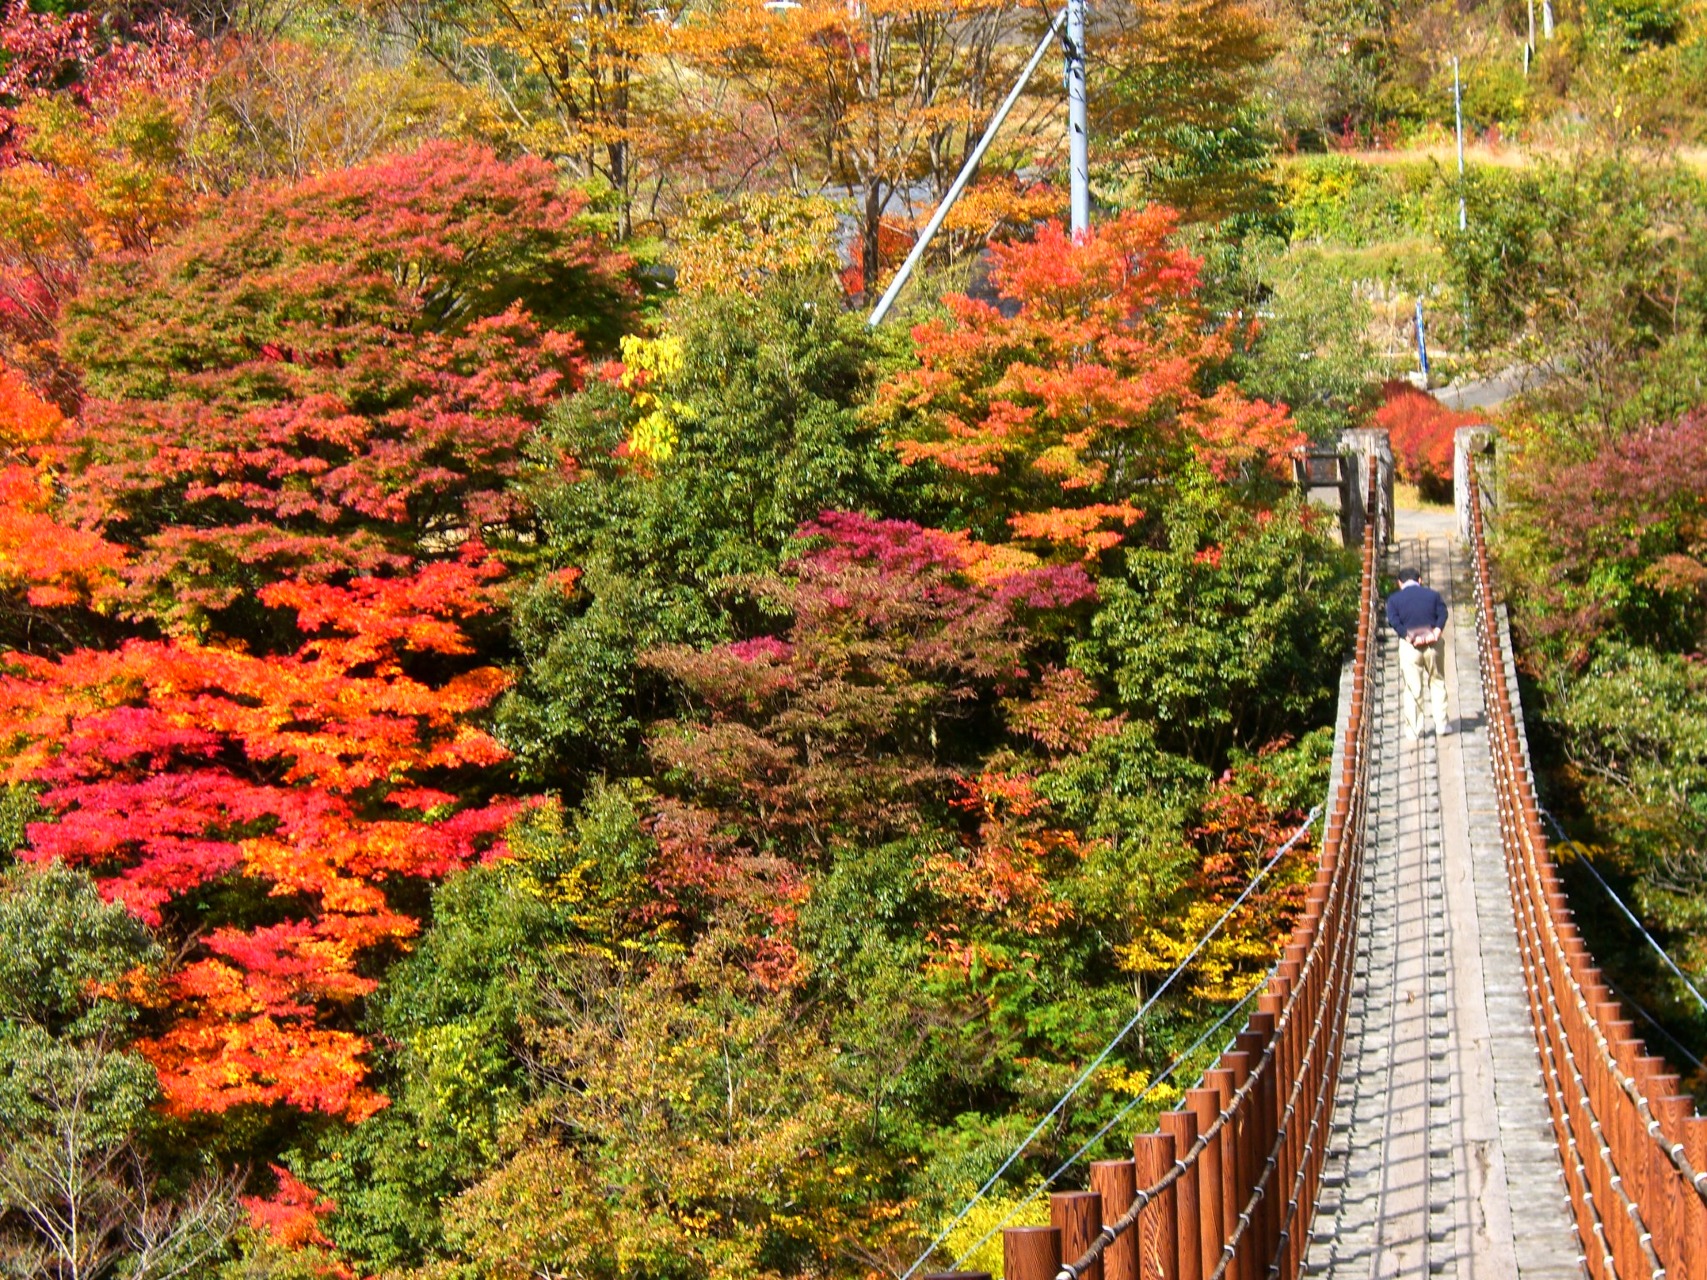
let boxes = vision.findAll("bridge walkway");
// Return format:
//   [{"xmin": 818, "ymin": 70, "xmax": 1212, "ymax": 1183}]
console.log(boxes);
[{"xmin": 1302, "ymin": 510, "xmax": 1582, "ymax": 1280}]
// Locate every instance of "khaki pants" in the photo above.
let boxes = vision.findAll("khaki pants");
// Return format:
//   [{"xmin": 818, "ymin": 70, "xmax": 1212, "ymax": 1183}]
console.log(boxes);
[{"xmin": 1399, "ymin": 638, "xmax": 1450, "ymax": 738}]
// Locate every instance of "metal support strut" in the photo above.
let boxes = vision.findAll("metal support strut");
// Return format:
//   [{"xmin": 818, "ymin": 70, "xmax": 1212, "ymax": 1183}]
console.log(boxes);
[{"xmin": 867, "ymin": 2, "xmax": 1084, "ymax": 326}]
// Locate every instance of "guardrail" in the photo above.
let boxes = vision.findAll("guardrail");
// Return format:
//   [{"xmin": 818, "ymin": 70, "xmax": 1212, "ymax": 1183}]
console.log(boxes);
[
  {"xmin": 1466, "ymin": 455, "xmax": 1707, "ymax": 1279},
  {"xmin": 959, "ymin": 454, "xmax": 1382, "ymax": 1280}
]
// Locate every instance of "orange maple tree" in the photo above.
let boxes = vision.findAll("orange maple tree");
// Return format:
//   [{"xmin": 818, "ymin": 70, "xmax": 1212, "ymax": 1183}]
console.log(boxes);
[
  {"xmin": 882, "ymin": 208, "xmax": 1301, "ymax": 553},
  {"xmin": 0, "ymin": 362, "xmax": 125, "ymax": 609}
]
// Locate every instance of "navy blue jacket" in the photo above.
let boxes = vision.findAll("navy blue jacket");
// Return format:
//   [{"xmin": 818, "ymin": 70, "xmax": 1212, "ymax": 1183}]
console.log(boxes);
[{"xmin": 1386, "ymin": 584, "xmax": 1448, "ymax": 638}]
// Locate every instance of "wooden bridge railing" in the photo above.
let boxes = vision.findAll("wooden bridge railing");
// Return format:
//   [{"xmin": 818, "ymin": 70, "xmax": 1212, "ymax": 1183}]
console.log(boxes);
[
  {"xmin": 967, "ymin": 455, "xmax": 1383, "ymax": 1280},
  {"xmin": 1467, "ymin": 453, "xmax": 1707, "ymax": 1279}
]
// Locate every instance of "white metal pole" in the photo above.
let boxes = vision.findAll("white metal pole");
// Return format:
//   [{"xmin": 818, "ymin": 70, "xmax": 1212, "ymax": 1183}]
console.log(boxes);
[
  {"xmin": 867, "ymin": 7, "xmax": 1068, "ymax": 326},
  {"xmin": 1066, "ymin": 0, "xmax": 1089, "ymax": 236},
  {"xmin": 1454, "ymin": 57, "xmax": 1466, "ymax": 232},
  {"xmin": 1542, "ymin": 0, "xmax": 1554, "ymax": 38},
  {"xmin": 1526, "ymin": 0, "xmax": 1535, "ymax": 72}
]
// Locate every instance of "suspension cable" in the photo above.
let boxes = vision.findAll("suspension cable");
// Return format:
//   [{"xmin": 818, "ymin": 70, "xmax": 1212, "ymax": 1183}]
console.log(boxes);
[
  {"xmin": 943, "ymin": 980, "xmax": 1268, "ymax": 1272},
  {"xmin": 895, "ymin": 805, "xmax": 1322, "ymax": 1280},
  {"xmin": 1535, "ymin": 805, "xmax": 1707, "ymax": 1018}
]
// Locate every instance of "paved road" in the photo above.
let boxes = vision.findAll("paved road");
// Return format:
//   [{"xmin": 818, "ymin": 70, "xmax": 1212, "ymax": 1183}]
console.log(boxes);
[
  {"xmin": 1303, "ymin": 514, "xmax": 1582, "ymax": 1279},
  {"xmin": 1431, "ymin": 367, "xmax": 1542, "ymax": 413}
]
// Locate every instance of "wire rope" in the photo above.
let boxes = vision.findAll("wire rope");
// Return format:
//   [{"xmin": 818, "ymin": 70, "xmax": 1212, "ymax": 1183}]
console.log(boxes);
[
  {"xmin": 1535, "ymin": 804, "xmax": 1707, "ymax": 1018},
  {"xmin": 942, "ymin": 979, "xmax": 1268, "ymax": 1272},
  {"xmin": 894, "ymin": 804, "xmax": 1323, "ymax": 1280}
]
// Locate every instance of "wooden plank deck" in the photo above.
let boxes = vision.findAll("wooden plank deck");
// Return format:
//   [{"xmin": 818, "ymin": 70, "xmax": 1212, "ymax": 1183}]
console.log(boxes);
[{"xmin": 1302, "ymin": 511, "xmax": 1583, "ymax": 1279}]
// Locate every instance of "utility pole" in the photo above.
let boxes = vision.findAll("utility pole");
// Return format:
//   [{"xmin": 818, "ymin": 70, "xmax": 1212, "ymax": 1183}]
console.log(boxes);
[
  {"xmin": 1066, "ymin": 0, "xmax": 1090, "ymax": 236},
  {"xmin": 1415, "ymin": 298, "xmax": 1431, "ymax": 384},
  {"xmin": 1453, "ymin": 57, "xmax": 1466, "ymax": 232},
  {"xmin": 865, "ymin": 0, "xmax": 1093, "ymax": 323}
]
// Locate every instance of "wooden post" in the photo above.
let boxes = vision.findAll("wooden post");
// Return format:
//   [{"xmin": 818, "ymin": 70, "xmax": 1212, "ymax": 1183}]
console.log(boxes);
[
  {"xmin": 1453, "ymin": 424, "xmax": 1494, "ymax": 541},
  {"xmin": 1004, "ymin": 1226, "xmax": 1062, "ymax": 1280},
  {"xmin": 1090, "ymin": 1159, "xmax": 1140, "ymax": 1280},
  {"xmin": 1205, "ymin": 1067, "xmax": 1240, "ymax": 1250},
  {"xmin": 1052, "ymin": 1191, "xmax": 1105, "ymax": 1280},
  {"xmin": 1186, "ymin": 1087, "xmax": 1224, "ymax": 1280},
  {"xmin": 1160, "ymin": 1111, "xmax": 1202, "ymax": 1280},
  {"xmin": 1134, "ymin": 1131, "xmax": 1179, "ymax": 1280}
]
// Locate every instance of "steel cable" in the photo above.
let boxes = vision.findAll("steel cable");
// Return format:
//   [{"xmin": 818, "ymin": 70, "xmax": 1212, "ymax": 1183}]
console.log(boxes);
[
  {"xmin": 1469, "ymin": 456, "xmax": 1707, "ymax": 1280},
  {"xmin": 1535, "ymin": 805, "xmax": 1707, "ymax": 1020},
  {"xmin": 941, "ymin": 979, "xmax": 1268, "ymax": 1273},
  {"xmin": 894, "ymin": 805, "xmax": 1323, "ymax": 1280}
]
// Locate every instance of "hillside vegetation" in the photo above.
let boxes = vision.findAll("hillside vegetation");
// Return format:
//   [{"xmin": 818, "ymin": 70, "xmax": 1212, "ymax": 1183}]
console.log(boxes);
[{"xmin": 0, "ymin": 0, "xmax": 1704, "ymax": 1272}]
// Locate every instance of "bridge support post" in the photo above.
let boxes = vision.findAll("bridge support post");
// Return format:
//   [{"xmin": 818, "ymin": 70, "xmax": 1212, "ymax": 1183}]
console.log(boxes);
[
  {"xmin": 1338, "ymin": 429, "xmax": 1393, "ymax": 548},
  {"xmin": 1453, "ymin": 425, "xmax": 1494, "ymax": 541}
]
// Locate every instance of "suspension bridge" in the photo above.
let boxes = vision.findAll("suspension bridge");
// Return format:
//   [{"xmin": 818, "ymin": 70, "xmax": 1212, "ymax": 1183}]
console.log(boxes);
[{"xmin": 906, "ymin": 431, "xmax": 1707, "ymax": 1280}]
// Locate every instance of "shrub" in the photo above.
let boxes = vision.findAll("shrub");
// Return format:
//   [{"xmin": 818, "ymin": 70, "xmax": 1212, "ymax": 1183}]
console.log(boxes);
[{"xmin": 1372, "ymin": 382, "xmax": 1483, "ymax": 501}]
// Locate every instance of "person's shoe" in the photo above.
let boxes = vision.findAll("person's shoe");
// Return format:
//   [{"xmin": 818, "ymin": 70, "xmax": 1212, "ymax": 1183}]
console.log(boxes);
[{"xmin": 1438, "ymin": 722, "xmax": 1456, "ymax": 737}]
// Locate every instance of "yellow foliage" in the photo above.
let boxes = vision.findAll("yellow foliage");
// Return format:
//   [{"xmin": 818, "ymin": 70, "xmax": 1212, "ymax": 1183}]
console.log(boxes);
[
  {"xmin": 670, "ymin": 191, "xmax": 842, "ymax": 296},
  {"xmin": 938, "ymin": 1191, "xmax": 1052, "ymax": 1278},
  {"xmin": 619, "ymin": 334, "xmax": 695, "ymax": 462}
]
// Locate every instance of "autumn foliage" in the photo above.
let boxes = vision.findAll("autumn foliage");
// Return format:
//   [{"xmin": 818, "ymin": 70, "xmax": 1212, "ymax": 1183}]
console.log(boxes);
[
  {"xmin": 0, "ymin": 554, "xmax": 517, "ymax": 1118},
  {"xmin": 1373, "ymin": 381, "xmax": 1483, "ymax": 500},
  {"xmin": 0, "ymin": 91, "xmax": 1351, "ymax": 1272},
  {"xmin": 0, "ymin": 362, "xmax": 124, "ymax": 608},
  {"xmin": 885, "ymin": 209, "xmax": 1301, "ymax": 554},
  {"xmin": 640, "ymin": 514, "xmax": 1098, "ymax": 978},
  {"xmin": 0, "ymin": 6, "xmax": 206, "ymax": 391},
  {"xmin": 0, "ymin": 142, "xmax": 629, "ymax": 1125},
  {"xmin": 54, "ymin": 142, "xmax": 628, "ymax": 631}
]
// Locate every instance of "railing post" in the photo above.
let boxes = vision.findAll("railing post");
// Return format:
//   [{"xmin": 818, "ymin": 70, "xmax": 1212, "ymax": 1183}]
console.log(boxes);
[
  {"xmin": 1004, "ymin": 1226, "xmax": 1062, "ymax": 1280},
  {"xmin": 1052, "ymin": 1191, "xmax": 1105, "ymax": 1280},
  {"xmin": 1160, "ymin": 1111, "xmax": 1201, "ymax": 1280},
  {"xmin": 1091, "ymin": 1159, "xmax": 1140, "ymax": 1280},
  {"xmin": 1134, "ymin": 1132, "xmax": 1179, "ymax": 1280},
  {"xmin": 1206, "ymin": 1067, "xmax": 1240, "ymax": 1250},
  {"xmin": 1186, "ymin": 1088, "xmax": 1224, "ymax": 1280}
]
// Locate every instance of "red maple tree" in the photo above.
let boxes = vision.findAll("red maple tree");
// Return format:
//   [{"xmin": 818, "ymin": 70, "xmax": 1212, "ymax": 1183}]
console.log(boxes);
[
  {"xmin": 0, "ymin": 549, "xmax": 519, "ymax": 1119},
  {"xmin": 54, "ymin": 141, "xmax": 631, "ymax": 633},
  {"xmin": 0, "ymin": 142, "xmax": 632, "ymax": 1120},
  {"xmin": 641, "ymin": 513, "xmax": 1098, "ymax": 982}
]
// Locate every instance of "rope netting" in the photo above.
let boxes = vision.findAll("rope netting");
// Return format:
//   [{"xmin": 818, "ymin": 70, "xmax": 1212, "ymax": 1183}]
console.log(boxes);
[{"xmin": 1467, "ymin": 452, "xmax": 1707, "ymax": 1280}]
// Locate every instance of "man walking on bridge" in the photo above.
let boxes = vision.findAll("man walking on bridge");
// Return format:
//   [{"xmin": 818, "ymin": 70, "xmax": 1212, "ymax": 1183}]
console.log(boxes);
[{"xmin": 1387, "ymin": 573, "xmax": 1453, "ymax": 742}]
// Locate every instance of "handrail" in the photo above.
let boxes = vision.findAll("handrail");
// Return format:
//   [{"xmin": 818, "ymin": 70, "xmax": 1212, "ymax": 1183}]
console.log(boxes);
[
  {"xmin": 1466, "ymin": 452, "xmax": 1707, "ymax": 1280},
  {"xmin": 994, "ymin": 454, "xmax": 1383, "ymax": 1280}
]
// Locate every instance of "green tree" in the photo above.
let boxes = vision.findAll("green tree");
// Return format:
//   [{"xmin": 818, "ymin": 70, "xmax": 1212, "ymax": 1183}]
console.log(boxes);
[
  {"xmin": 1078, "ymin": 469, "xmax": 1359, "ymax": 763},
  {"xmin": 497, "ymin": 274, "xmax": 912, "ymax": 784},
  {"xmin": 0, "ymin": 863, "xmax": 242, "ymax": 1276},
  {"xmin": 1451, "ymin": 154, "xmax": 1707, "ymax": 434},
  {"xmin": 302, "ymin": 792, "xmax": 657, "ymax": 1270}
]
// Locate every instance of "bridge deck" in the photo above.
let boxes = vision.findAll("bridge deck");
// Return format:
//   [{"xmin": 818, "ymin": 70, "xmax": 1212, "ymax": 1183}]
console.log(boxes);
[{"xmin": 1303, "ymin": 513, "xmax": 1582, "ymax": 1280}]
